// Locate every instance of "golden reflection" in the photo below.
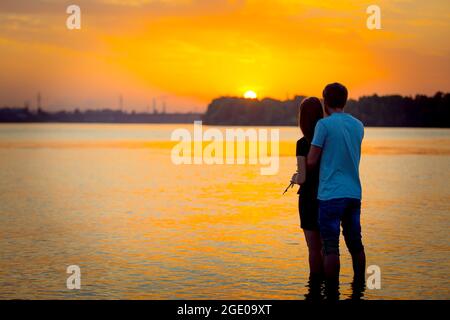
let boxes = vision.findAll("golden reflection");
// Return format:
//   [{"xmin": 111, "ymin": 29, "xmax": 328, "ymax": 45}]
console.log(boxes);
[{"xmin": 0, "ymin": 125, "xmax": 449, "ymax": 299}]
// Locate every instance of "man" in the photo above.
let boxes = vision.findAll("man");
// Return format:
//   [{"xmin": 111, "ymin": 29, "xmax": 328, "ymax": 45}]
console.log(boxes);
[{"xmin": 307, "ymin": 83, "xmax": 366, "ymax": 285}]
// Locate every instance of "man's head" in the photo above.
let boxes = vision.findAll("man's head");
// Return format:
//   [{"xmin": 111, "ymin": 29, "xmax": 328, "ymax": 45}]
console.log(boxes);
[{"xmin": 322, "ymin": 83, "xmax": 348, "ymax": 114}]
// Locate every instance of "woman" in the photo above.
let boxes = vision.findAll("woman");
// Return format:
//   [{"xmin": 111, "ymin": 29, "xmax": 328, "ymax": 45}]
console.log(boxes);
[{"xmin": 291, "ymin": 97, "xmax": 324, "ymax": 279}]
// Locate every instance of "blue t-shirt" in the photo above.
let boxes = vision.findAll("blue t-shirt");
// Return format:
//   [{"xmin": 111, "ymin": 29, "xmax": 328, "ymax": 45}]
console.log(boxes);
[{"xmin": 311, "ymin": 113, "xmax": 364, "ymax": 201}]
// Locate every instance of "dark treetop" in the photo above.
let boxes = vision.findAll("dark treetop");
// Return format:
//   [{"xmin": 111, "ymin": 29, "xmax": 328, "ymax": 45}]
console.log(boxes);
[{"xmin": 202, "ymin": 92, "xmax": 449, "ymax": 127}]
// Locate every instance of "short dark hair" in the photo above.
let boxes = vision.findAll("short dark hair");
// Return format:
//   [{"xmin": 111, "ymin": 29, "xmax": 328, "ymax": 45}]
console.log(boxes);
[{"xmin": 323, "ymin": 83, "xmax": 348, "ymax": 109}]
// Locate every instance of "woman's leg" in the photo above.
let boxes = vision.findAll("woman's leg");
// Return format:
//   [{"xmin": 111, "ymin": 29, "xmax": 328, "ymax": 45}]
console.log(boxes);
[{"xmin": 303, "ymin": 229, "xmax": 323, "ymax": 276}]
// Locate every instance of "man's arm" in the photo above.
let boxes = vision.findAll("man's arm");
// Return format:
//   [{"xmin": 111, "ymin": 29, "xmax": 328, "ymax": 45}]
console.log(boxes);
[
  {"xmin": 307, "ymin": 145, "xmax": 322, "ymax": 171},
  {"xmin": 308, "ymin": 120, "xmax": 325, "ymax": 170}
]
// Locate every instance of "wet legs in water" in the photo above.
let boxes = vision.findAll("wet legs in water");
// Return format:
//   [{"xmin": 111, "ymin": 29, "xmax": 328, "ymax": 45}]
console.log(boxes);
[
  {"xmin": 322, "ymin": 249, "xmax": 366, "ymax": 300},
  {"xmin": 303, "ymin": 230, "xmax": 325, "ymax": 300},
  {"xmin": 303, "ymin": 230, "xmax": 323, "ymax": 276}
]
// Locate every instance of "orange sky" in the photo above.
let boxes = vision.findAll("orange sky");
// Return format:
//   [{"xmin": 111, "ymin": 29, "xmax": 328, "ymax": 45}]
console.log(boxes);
[{"xmin": 0, "ymin": 0, "xmax": 449, "ymax": 112}]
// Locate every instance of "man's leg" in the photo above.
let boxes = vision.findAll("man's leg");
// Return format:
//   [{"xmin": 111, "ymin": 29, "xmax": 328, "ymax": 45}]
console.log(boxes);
[
  {"xmin": 318, "ymin": 199, "xmax": 344, "ymax": 282},
  {"xmin": 342, "ymin": 199, "xmax": 366, "ymax": 281},
  {"xmin": 323, "ymin": 252, "xmax": 340, "ymax": 283}
]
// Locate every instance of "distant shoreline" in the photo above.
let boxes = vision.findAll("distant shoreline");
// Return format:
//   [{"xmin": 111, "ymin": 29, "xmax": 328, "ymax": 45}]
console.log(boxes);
[
  {"xmin": 1, "ymin": 91, "xmax": 449, "ymax": 128},
  {"xmin": 0, "ymin": 109, "xmax": 203, "ymax": 125},
  {"xmin": 0, "ymin": 121, "xmax": 449, "ymax": 129},
  {"xmin": 202, "ymin": 93, "xmax": 450, "ymax": 128}
]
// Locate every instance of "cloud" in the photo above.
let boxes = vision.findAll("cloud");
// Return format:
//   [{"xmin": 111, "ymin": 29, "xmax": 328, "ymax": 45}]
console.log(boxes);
[{"xmin": 0, "ymin": 0, "xmax": 449, "ymax": 109}]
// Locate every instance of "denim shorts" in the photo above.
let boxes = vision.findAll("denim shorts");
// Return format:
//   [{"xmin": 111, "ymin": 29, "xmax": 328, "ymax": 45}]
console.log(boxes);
[{"xmin": 318, "ymin": 198, "xmax": 364, "ymax": 256}]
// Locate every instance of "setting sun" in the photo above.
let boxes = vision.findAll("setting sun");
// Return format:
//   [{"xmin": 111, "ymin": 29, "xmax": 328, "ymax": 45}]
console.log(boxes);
[{"xmin": 244, "ymin": 90, "xmax": 258, "ymax": 99}]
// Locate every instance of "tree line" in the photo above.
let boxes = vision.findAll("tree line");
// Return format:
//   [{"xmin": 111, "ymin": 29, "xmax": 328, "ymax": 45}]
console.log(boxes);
[
  {"xmin": 203, "ymin": 92, "xmax": 450, "ymax": 127},
  {"xmin": 1, "ymin": 92, "xmax": 448, "ymax": 127}
]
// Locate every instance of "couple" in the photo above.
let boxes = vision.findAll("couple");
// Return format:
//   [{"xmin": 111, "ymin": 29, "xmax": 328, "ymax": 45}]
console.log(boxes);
[{"xmin": 292, "ymin": 83, "xmax": 366, "ymax": 293}]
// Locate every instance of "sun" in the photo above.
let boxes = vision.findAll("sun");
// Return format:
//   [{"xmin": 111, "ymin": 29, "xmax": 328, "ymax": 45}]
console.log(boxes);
[{"xmin": 244, "ymin": 90, "xmax": 257, "ymax": 99}]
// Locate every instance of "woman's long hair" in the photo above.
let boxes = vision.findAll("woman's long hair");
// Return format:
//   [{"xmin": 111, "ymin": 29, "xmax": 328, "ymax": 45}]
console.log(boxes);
[{"xmin": 298, "ymin": 97, "xmax": 324, "ymax": 142}]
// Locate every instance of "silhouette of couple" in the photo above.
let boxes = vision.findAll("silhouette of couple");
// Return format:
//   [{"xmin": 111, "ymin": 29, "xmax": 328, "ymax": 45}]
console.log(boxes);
[{"xmin": 291, "ymin": 83, "xmax": 366, "ymax": 300}]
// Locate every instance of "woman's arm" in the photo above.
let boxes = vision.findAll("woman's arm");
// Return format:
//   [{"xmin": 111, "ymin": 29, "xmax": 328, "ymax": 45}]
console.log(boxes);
[{"xmin": 291, "ymin": 156, "xmax": 306, "ymax": 185}]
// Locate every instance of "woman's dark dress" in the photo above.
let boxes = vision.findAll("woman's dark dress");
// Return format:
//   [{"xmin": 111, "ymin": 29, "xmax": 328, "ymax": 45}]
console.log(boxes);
[{"xmin": 296, "ymin": 137, "xmax": 320, "ymax": 230}]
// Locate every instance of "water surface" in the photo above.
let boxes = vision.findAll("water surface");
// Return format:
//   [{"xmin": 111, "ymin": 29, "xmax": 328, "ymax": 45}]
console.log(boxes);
[{"xmin": 0, "ymin": 124, "xmax": 449, "ymax": 299}]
